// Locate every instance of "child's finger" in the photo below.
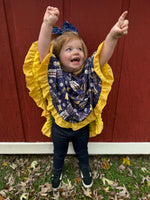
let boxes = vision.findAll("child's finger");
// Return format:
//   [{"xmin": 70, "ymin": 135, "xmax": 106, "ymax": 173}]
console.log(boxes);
[
  {"xmin": 118, "ymin": 11, "xmax": 128, "ymax": 27},
  {"xmin": 121, "ymin": 20, "xmax": 129, "ymax": 29}
]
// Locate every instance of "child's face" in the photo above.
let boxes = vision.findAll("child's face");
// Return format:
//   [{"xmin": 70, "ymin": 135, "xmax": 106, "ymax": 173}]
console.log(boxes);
[{"xmin": 59, "ymin": 39, "xmax": 85, "ymax": 73}]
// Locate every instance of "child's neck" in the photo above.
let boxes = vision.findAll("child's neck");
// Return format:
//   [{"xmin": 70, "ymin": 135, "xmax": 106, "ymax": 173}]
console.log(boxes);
[{"xmin": 72, "ymin": 66, "xmax": 84, "ymax": 76}]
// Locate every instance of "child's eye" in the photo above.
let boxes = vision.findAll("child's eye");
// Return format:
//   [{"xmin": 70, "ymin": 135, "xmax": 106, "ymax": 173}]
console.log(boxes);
[
  {"xmin": 66, "ymin": 48, "xmax": 72, "ymax": 52},
  {"xmin": 78, "ymin": 48, "xmax": 83, "ymax": 51}
]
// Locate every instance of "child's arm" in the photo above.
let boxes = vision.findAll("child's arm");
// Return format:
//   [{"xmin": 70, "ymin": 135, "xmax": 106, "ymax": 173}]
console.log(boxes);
[
  {"xmin": 99, "ymin": 11, "xmax": 129, "ymax": 68},
  {"xmin": 38, "ymin": 6, "xmax": 60, "ymax": 62}
]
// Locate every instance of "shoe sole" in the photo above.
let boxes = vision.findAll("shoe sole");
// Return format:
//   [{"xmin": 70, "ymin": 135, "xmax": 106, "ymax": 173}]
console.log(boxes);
[
  {"xmin": 81, "ymin": 171, "xmax": 93, "ymax": 188},
  {"xmin": 82, "ymin": 179, "xmax": 93, "ymax": 188},
  {"xmin": 52, "ymin": 182, "xmax": 61, "ymax": 191}
]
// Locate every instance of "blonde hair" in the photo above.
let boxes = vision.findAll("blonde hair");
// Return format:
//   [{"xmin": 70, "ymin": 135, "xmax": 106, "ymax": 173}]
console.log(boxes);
[{"xmin": 52, "ymin": 32, "xmax": 88, "ymax": 62}]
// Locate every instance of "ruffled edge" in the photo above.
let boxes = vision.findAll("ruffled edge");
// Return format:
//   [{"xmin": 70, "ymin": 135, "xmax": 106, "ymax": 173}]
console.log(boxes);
[
  {"xmin": 23, "ymin": 41, "xmax": 114, "ymax": 138},
  {"xmin": 89, "ymin": 42, "xmax": 114, "ymax": 137},
  {"xmin": 23, "ymin": 41, "xmax": 52, "ymax": 137}
]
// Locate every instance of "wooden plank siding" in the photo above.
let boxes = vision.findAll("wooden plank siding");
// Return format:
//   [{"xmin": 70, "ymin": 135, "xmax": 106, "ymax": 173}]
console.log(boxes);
[{"xmin": 0, "ymin": 0, "xmax": 150, "ymax": 143}]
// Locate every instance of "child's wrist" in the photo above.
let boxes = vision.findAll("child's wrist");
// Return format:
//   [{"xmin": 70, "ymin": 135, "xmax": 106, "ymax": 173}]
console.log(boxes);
[
  {"xmin": 108, "ymin": 31, "xmax": 119, "ymax": 41},
  {"xmin": 42, "ymin": 21, "xmax": 53, "ymax": 29}
]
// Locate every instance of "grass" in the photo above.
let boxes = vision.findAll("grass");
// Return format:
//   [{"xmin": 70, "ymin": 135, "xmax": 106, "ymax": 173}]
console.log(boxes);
[{"xmin": 0, "ymin": 155, "xmax": 150, "ymax": 199}]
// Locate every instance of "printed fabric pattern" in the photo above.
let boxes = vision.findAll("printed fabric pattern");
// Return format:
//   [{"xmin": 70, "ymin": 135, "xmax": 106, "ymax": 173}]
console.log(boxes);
[{"xmin": 48, "ymin": 54, "xmax": 101, "ymax": 123}]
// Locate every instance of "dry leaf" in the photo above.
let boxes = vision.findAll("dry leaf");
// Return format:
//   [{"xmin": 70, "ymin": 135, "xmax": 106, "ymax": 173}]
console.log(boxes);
[
  {"xmin": 52, "ymin": 192, "xmax": 60, "ymax": 200},
  {"xmin": 92, "ymin": 189, "xmax": 103, "ymax": 200},
  {"xmin": 30, "ymin": 161, "xmax": 38, "ymax": 169},
  {"xmin": 93, "ymin": 189, "xmax": 103, "ymax": 200},
  {"xmin": 0, "ymin": 190, "xmax": 7, "ymax": 198},
  {"xmin": 10, "ymin": 163, "xmax": 17, "ymax": 170},
  {"xmin": 141, "ymin": 167, "xmax": 148, "ymax": 173},
  {"xmin": 123, "ymin": 156, "xmax": 130, "ymax": 166},
  {"xmin": 92, "ymin": 170, "xmax": 99, "ymax": 179},
  {"xmin": 127, "ymin": 167, "xmax": 133, "ymax": 176},
  {"xmin": 102, "ymin": 177, "xmax": 115, "ymax": 186},
  {"xmin": 74, "ymin": 177, "xmax": 82, "ymax": 184},
  {"xmin": 40, "ymin": 182, "xmax": 52, "ymax": 194},
  {"xmin": 118, "ymin": 164, "xmax": 126, "ymax": 171},
  {"xmin": 104, "ymin": 186, "xmax": 110, "ymax": 192},
  {"xmin": 8, "ymin": 175, "xmax": 15, "ymax": 186},
  {"xmin": 139, "ymin": 197, "xmax": 147, "ymax": 200},
  {"xmin": 20, "ymin": 193, "xmax": 29, "ymax": 200},
  {"xmin": 0, "ymin": 195, "xmax": 5, "ymax": 200},
  {"xmin": 82, "ymin": 187, "xmax": 92, "ymax": 198},
  {"xmin": 101, "ymin": 158, "xmax": 110, "ymax": 170},
  {"xmin": 141, "ymin": 176, "xmax": 150, "ymax": 185},
  {"xmin": 116, "ymin": 185, "xmax": 130, "ymax": 198},
  {"xmin": 2, "ymin": 162, "xmax": 8, "ymax": 166}
]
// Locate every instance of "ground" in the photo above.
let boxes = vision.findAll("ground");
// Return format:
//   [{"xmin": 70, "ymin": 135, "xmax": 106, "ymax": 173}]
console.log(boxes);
[{"xmin": 0, "ymin": 154, "xmax": 150, "ymax": 199}]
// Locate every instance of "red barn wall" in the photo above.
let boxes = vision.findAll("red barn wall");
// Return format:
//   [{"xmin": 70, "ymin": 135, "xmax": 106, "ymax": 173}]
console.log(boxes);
[{"xmin": 0, "ymin": 0, "xmax": 150, "ymax": 142}]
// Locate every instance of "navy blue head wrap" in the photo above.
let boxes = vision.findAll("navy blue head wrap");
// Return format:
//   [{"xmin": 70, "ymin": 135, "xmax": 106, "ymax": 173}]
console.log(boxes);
[{"xmin": 52, "ymin": 21, "xmax": 78, "ymax": 35}]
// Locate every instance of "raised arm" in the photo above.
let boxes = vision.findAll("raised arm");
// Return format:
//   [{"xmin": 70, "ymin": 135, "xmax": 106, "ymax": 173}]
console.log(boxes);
[
  {"xmin": 38, "ymin": 6, "xmax": 60, "ymax": 62},
  {"xmin": 99, "ymin": 11, "xmax": 129, "ymax": 68}
]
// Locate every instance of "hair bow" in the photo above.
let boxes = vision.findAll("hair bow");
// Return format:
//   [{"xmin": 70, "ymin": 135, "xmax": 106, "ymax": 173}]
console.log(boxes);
[{"xmin": 52, "ymin": 21, "xmax": 78, "ymax": 35}]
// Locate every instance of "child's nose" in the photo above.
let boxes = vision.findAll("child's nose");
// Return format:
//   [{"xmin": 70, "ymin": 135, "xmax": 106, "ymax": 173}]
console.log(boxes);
[{"xmin": 73, "ymin": 49, "xmax": 79, "ymax": 54}]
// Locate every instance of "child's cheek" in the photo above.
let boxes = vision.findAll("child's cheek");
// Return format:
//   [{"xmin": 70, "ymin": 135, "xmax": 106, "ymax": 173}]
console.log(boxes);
[{"xmin": 64, "ymin": 54, "xmax": 71, "ymax": 61}]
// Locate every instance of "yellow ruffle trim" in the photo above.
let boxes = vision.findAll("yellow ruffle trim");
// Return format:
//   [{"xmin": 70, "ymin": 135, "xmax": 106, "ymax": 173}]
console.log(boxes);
[{"xmin": 23, "ymin": 41, "xmax": 114, "ymax": 138}]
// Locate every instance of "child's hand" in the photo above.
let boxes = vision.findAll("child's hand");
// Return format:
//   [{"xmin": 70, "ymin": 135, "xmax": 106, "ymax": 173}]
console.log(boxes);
[
  {"xmin": 43, "ymin": 6, "xmax": 60, "ymax": 26},
  {"xmin": 110, "ymin": 11, "xmax": 129, "ymax": 39}
]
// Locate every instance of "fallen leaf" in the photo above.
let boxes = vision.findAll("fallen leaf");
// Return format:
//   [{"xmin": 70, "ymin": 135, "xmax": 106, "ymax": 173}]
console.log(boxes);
[
  {"xmin": 52, "ymin": 192, "xmax": 60, "ymax": 200},
  {"xmin": 101, "ymin": 158, "xmax": 111, "ymax": 170},
  {"xmin": 40, "ymin": 182, "xmax": 52, "ymax": 194},
  {"xmin": 41, "ymin": 193, "xmax": 47, "ymax": 197},
  {"xmin": 92, "ymin": 170, "xmax": 99, "ymax": 179},
  {"xmin": 116, "ymin": 185, "xmax": 130, "ymax": 198},
  {"xmin": 30, "ymin": 161, "xmax": 38, "ymax": 169},
  {"xmin": 104, "ymin": 186, "xmax": 110, "ymax": 192},
  {"xmin": 0, "ymin": 195, "xmax": 5, "ymax": 200},
  {"xmin": 139, "ymin": 197, "xmax": 147, "ymax": 200},
  {"xmin": 10, "ymin": 163, "xmax": 17, "ymax": 170},
  {"xmin": 62, "ymin": 179, "xmax": 74, "ymax": 190},
  {"xmin": 141, "ymin": 167, "xmax": 148, "ymax": 173},
  {"xmin": 74, "ymin": 177, "xmax": 82, "ymax": 184},
  {"xmin": 118, "ymin": 164, "xmax": 126, "ymax": 171},
  {"xmin": 0, "ymin": 190, "xmax": 7, "ymax": 198},
  {"xmin": 8, "ymin": 174, "xmax": 15, "ymax": 186},
  {"xmin": 102, "ymin": 177, "xmax": 116, "ymax": 186},
  {"xmin": 93, "ymin": 189, "xmax": 103, "ymax": 200},
  {"xmin": 123, "ymin": 156, "xmax": 130, "ymax": 166},
  {"xmin": 2, "ymin": 162, "xmax": 8, "ymax": 166},
  {"xmin": 141, "ymin": 175, "xmax": 150, "ymax": 185},
  {"xmin": 82, "ymin": 187, "xmax": 92, "ymax": 198},
  {"xmin": 127, "ymin": 167, "xmax": 133, "ymax": 176},
  {"xmin": 20, "ymin": 193, "xmax": 29, "ymax": 200}
]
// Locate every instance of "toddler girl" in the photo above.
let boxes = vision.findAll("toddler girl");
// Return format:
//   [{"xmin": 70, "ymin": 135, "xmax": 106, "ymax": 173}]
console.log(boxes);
[{"xmin": 23, "ymin": 6, "xmax": 128, "ymax": 190}]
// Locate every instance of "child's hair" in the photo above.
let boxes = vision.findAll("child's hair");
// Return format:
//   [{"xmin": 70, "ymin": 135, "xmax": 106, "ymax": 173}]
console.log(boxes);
[{"xmin": 52, "ymin": 32, "xmax": 88, "ymax": 62}]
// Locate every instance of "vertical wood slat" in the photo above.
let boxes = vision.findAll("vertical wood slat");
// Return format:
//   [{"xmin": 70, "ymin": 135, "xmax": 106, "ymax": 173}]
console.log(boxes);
[
  {"xmin": 113, "ymin": 0, "xmax": 150, "ymax": 142},
  {"xmin": 0, "ymin": 0, "xmax": 24, "ymax": 141}
]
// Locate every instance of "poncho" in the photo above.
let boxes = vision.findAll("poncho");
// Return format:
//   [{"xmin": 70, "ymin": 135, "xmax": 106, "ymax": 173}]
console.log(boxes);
[{"xmin": 23, "ymin": 41, "xmax": 114, "ymax": 137}]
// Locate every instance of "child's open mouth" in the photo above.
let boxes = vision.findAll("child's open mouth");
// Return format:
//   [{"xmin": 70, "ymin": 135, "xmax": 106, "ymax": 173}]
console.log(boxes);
[{"xmin": 71, "ymin": 57, "xmax": 80, "ymax": 63}]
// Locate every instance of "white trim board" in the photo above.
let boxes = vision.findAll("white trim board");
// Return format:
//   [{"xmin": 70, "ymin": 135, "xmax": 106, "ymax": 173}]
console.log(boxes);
[{"xmin": 0, "ymin": 142, "xmax": 150, "ymax": 154}]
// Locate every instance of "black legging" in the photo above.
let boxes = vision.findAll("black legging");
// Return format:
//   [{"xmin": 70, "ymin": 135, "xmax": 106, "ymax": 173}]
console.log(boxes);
[{"xmin": 51, "ymin": 119, "xmax": 89, "ymax": 171}]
